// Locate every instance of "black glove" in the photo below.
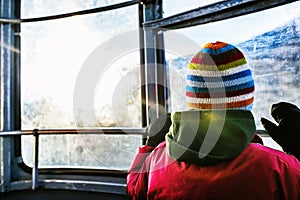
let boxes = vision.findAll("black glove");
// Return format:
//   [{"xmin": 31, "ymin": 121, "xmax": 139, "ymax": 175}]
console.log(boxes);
[
  {"xmin": 261, "ymin": 102, "xmax": 300, "ymax": 159},
  {"xmin": 145, "ymin": 113, "xmax": 172, "ymax": 147}
]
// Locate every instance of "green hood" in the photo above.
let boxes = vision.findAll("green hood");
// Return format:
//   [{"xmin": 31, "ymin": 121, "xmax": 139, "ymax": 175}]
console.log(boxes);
[{"xmin": 165, "ymin": 109, "xmax": 256, "ymax": 166}]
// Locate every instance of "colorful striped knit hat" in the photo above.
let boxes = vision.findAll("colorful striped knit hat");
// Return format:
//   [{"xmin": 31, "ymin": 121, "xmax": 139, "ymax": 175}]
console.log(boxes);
[{"xmin": 186, "ymin": 41, "xmax": 254, "ymax": 110}]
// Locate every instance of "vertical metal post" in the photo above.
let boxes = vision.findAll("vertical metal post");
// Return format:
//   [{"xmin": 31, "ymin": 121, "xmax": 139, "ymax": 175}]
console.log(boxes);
[
  {"xmin": 139, "ymin": 3, "xmax": 147, "ymax": 129},
  {"xmin": 32, "ymin": 129, "xmax": 39, "ymax": 190},
  {"xmin": 0, "ymin": 0, "xmax": 20, "ymax": 192},
  {"xmin": 155, "ymin": 30, "xmax": 168, "ymax": 114},
  {"xmin": 143, "ymin": 0, "xmax": 164, "ymax": 125}
]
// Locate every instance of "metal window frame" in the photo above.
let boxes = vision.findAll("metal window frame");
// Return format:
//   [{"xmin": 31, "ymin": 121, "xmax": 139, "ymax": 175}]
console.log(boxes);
[
  {"xmin": 0, "ymin": 0, "xmax": 147, "ymax": 195},
  {"xmin": 0, "ymin": 0, "xmax": 21, "ymax": 193},
  {"xmin": 144, "ymin": 0, "xmax": 299, "ymax": 30},
  {"xmin": 142, "ymin": 0, "xmax": 299, "ymax": 123}
]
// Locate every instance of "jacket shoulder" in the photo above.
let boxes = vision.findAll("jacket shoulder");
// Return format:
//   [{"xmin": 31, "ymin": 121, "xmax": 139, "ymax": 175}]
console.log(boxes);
[{"xmin": 248, "ymin": 143, "xmax": 300, "ymax": 172}]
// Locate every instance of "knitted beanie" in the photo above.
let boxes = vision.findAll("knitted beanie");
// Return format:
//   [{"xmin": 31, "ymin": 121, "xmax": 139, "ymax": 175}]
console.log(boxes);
[{"xmin": 186, "ymin": 41, "xmax": 254, "ymax": 110}]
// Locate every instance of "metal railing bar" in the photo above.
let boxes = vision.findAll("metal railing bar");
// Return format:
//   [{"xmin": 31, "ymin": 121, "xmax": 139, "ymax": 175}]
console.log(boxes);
[
  {"xmin": 32, "ymin": 129, "xmax": 39, "ymax": 190},
  {"xmin": 0, "ymin": 128, "xmax": 147, "ymax": 136},
  {"xmin": 0, "ymin": 0, "xmax": 143, "ymax": 24},
  {"xmin": 143, "ymin": 0, "xmax": 298, "ymax": 29}
]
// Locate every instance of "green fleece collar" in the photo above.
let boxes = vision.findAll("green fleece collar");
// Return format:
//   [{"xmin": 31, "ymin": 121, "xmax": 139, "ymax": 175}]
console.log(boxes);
[{"xmin": 166, "ymin": 110, "xmax": 256, "ymax": 166}]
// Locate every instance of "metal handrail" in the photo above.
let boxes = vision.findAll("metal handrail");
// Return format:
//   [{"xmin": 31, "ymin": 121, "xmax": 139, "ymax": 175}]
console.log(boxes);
[
  {"xmin": 0, "ymin": 128, "xmax": 146, "ymax": 190},
  {"xmin": 0, "ymin": 0, "xmax": 144, "ymax": 24},
  {"xmin": 0, "ymin": 128, "xmax": 147, "ymax": 136}
]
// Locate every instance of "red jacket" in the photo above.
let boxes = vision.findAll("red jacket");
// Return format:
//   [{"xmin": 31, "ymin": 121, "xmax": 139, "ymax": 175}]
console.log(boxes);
[
  {"xmin": 127, "ymin": 142, "xmax": 300, "ymax": 200},
  {"xmin": 127, "ymin": 110, "xmax": 300, "ymax": 200}
]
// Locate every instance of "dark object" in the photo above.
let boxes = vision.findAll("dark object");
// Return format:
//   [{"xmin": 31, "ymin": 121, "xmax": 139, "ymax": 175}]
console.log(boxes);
[
  {"xmin": 146, "ymin": 113, "xmax": 172, "ymax": 147},
  {"xmin": 261, "ymin": 102, "xmax": 300, "ymax": 159}
]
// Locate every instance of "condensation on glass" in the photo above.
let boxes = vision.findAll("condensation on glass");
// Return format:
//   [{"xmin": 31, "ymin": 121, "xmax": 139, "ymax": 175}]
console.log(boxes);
[{"xmin": 20, "ymin": 1, "xmax": 142, "ymax": 169}]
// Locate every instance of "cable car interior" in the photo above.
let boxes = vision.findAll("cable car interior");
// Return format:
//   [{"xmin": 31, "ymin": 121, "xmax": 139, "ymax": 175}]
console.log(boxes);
[{"xmin": 0, "ymin": 0, "xmax": 299, "ymax": 199}]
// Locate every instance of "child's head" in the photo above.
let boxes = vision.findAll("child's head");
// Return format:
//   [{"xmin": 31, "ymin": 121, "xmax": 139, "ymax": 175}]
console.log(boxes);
[{"xmin": 186, "ymin": 41, "xmax": 254, "ymax": 110}]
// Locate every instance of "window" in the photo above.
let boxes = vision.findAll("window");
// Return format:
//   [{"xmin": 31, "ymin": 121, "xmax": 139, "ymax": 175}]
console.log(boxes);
[
  {"xmin": 164, "ymin": 2, "xmax": 300, "ymax": 150},
  {"xmin": 1, "ymin": 0, "xmax": 298, "ymax": 196},
  {"xmin": 21, "ymin": 1, "xmax": 142, "ymax": 169},
  {"xmin": 18, "ymin": 0, "xmax": 300, "ymax": 169}
]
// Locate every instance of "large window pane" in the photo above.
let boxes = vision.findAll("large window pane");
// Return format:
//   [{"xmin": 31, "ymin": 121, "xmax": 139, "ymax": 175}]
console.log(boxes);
[
  {"xmin": 165, "ymin": 2, "xmax": 300, "ymax": 150},
  {"xmin": 21, "ymin": 1, "xmax": 142, "ymax": 169},
  {"xmin": 22, "ymin": 134, "xmax": 141, "ymax": 169},
  {"xmin": 21, "ymin": 4, "xmax": 141, "ymax": 129}
]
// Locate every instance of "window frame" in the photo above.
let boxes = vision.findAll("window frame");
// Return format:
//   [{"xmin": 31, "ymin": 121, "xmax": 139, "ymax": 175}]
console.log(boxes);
[{"xmin": 0, "ymin": 0, "xmax": 297, "ymax": 195}]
